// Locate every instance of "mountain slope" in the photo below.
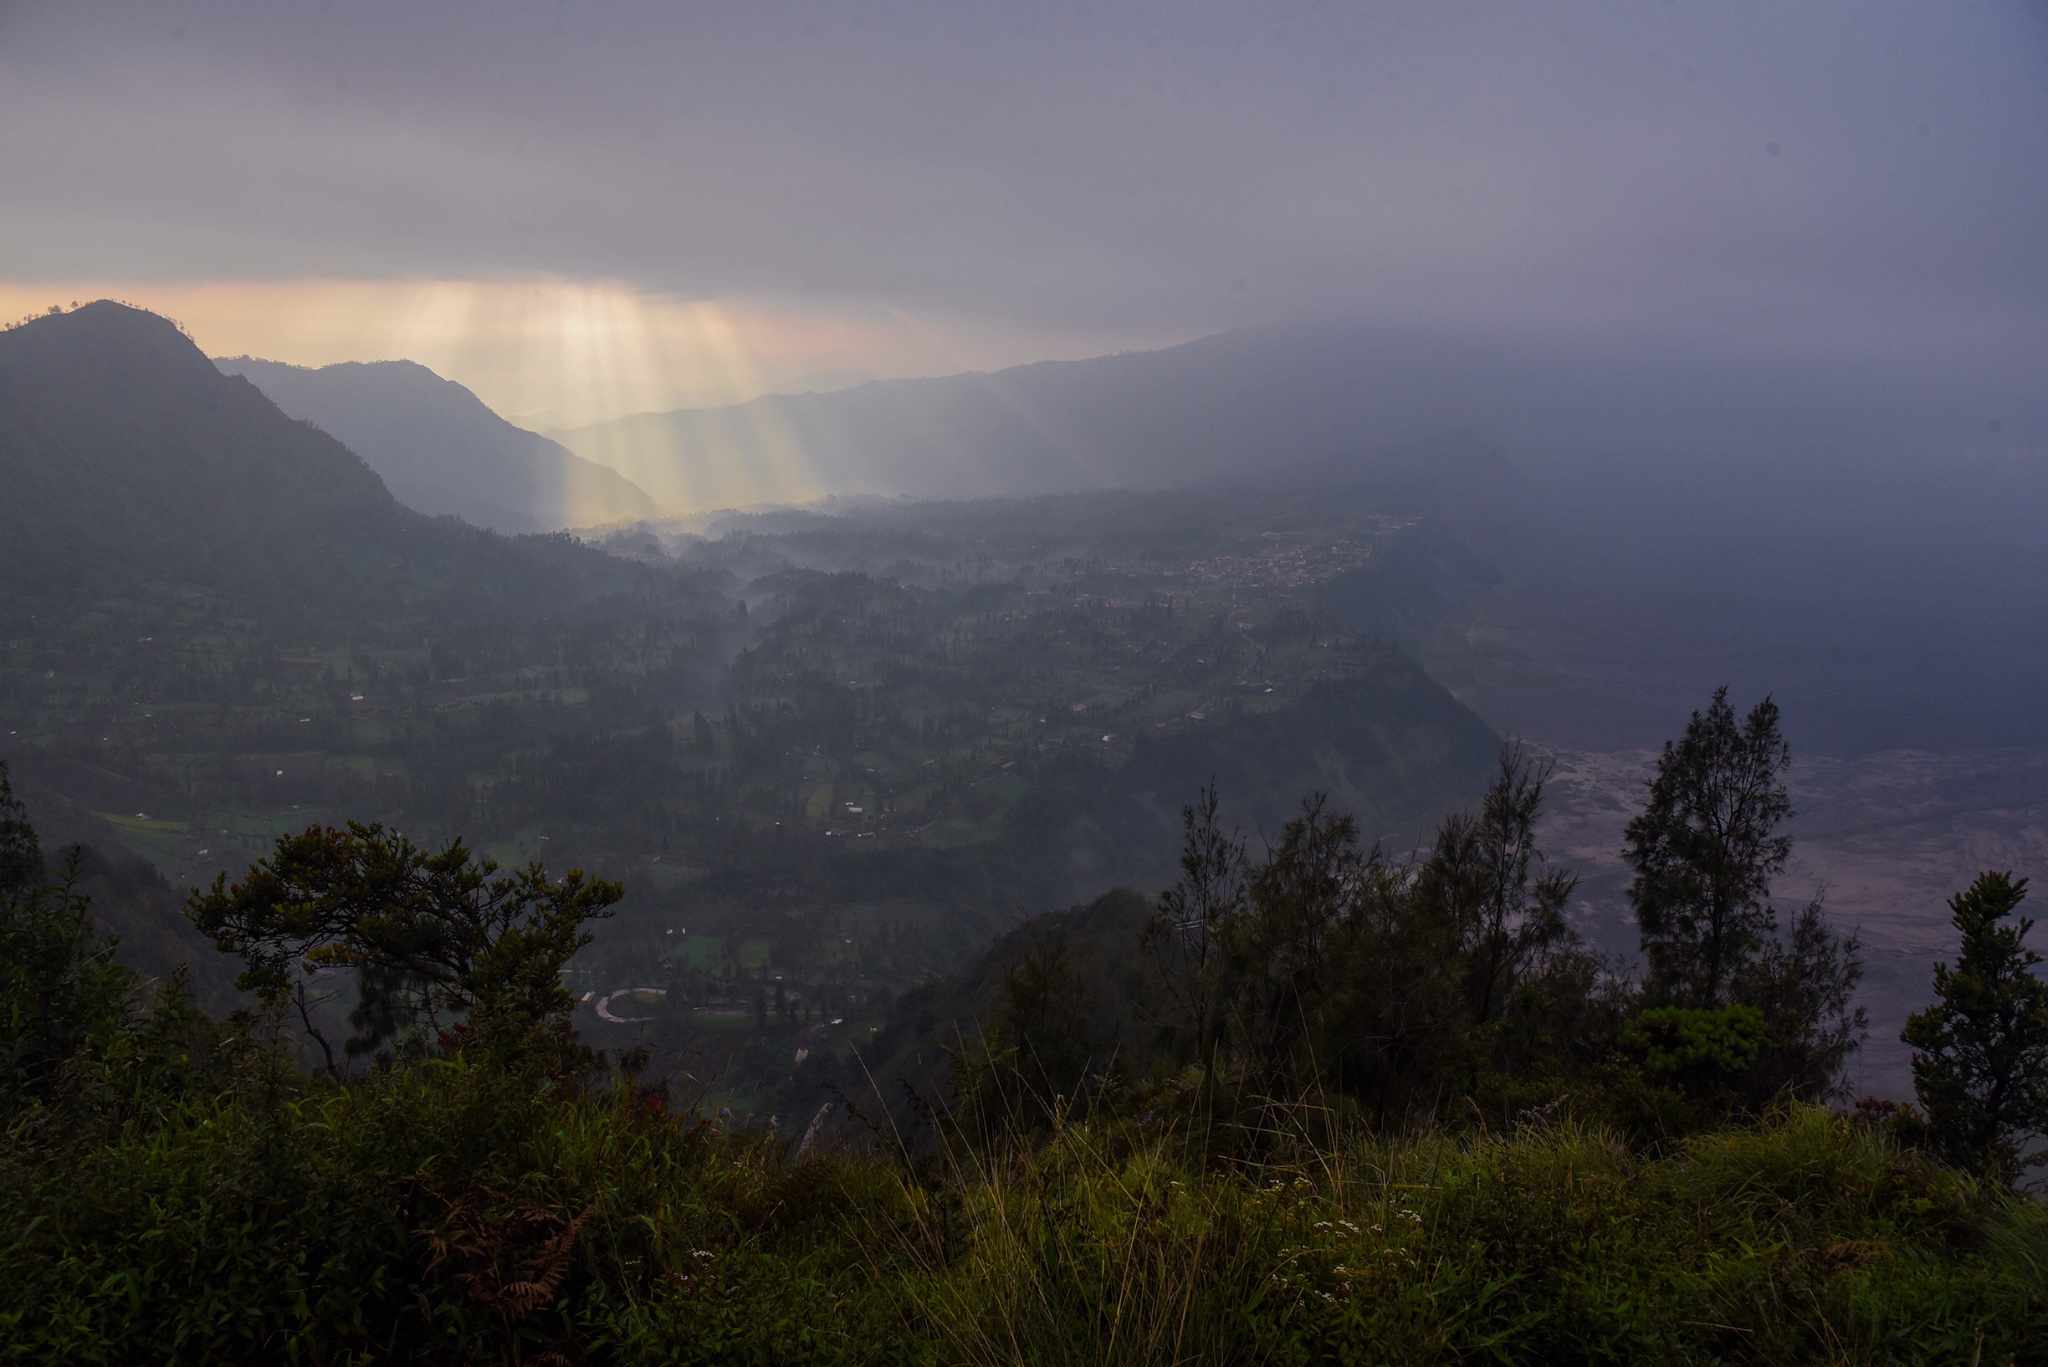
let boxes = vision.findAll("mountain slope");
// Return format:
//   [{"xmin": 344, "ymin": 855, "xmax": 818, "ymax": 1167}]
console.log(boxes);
[
  {"xmin": 552, "ymin": 323, "xmax": 1468, "ymax": 509},
  {"xmin": 0, "ymin": 302, "xmax": 650, "ymax": 617},
  {"xmin": 0, "ymin": 305, "xmax": 399, "ymax": 601},
  {"xmin": 549, "ymin": 321, "xmax": 2004, "ymax": 512},
  {"xmin": 217, "ymin": 356, "xmax": 659, "ymax": 532}
]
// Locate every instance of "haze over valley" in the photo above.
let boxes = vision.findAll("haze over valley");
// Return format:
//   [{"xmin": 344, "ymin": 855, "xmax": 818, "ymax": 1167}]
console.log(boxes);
[{"xmin": 4, "ymin": 297, "xmax": 2039, "ymax": 1100}]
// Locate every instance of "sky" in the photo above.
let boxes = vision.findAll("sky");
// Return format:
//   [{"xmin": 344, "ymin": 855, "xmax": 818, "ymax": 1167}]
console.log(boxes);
[{"xmin": 1, "ymin": 0, "xmax": 2043, "ymax": 428}]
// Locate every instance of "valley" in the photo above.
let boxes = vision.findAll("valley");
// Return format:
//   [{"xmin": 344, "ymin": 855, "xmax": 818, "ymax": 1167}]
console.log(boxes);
[
  {"xmin": 3, "ymin": 302, "xmax": 2040, "ymax": 1116},
  {"xmin": 10, "ymin": 8, "xmax": 2046, "ymax": 1357},
  {"xmin": 0, "ymin": 306, "xmax": 1505, "ymax": 1103}
]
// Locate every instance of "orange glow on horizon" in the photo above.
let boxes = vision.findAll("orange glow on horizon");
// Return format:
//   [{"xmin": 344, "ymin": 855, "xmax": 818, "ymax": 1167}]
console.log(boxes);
[{"xmin": 0, "ymin": 277, "xmax": 1188, "ymax": 514}]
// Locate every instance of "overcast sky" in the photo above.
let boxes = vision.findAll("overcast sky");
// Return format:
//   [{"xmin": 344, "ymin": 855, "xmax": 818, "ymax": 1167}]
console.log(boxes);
[{"xmin": 1, "ymin": 1, "xmax": 2042, "ymax": 420}]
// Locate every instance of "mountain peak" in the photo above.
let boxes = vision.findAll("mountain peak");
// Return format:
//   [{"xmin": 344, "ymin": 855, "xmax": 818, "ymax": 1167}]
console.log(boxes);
[
  {"xmin": 0, "ymin": 302, "xmax": 404, "ymax": 599},
  {"xmin": 0, "ymin": 302, "xmax": 652, "ymax": 618},
  {"xmin": 0, "ymin": 300, "xmax": 222, "ymax": 390}
]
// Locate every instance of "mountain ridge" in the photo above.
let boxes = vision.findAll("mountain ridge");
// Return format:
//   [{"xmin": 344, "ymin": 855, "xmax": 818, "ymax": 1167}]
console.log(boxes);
[
  {"xmin": 0, "ymin": 301, "xmax": 657, "ymax": 618},
  {"xmin": 0, "ymin": 304, "xmax": 399, "ymax": 601},
  {"xmin": 217, "ymin": 355, "xmax": 660, "ymax": 532},
  {"xmin": 548, "ymin": 320, "xmax": 2008, "ymax": 513}
]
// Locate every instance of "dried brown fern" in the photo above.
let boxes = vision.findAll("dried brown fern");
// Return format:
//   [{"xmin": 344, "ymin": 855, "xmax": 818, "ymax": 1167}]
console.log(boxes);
[{"xmin": 420, "ymin": 1186, "xmax": 593, "ymax": 1362}]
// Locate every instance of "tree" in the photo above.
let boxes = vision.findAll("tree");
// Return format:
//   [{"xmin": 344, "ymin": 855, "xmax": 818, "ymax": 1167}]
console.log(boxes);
[
  {"xmin": 1902, "ymin": 872, "xmax": 2048, "ymax": 1184},
  {"xmin": 1626, "ymin": 687, "xmax": 1792, "ymax": 1008},
  {"xmin": 0, "ymin": 766, "xmax": 128, "ymax": 1103},
  {"xmin": 1146, "ymin": 782, "xmax": 1247, "ymax": 1101},
  {"xmin": 0, "ymin": 761, "xmax": 42, "ymax": 900},
  {"xmin": 1741, "ymin": 896, "xmax": 1865, "ymax": 1101},
  {"xmin": 1148, "ymin": 789, "xmax": 1392, "ymax": 1108},
  {"xmin": 2, "ymin": 854, "xmax": 141, "ymax": 1106},
  {"xmin": 1, "ymin": 769, "xmax": 213, "ymax": 1117},
  {"xmin": 1235, "ymin": 796, "xmax": 1383, "ymax": 1102},
  {"xmin": 1416, "ymin": 744, "xmax": 1578, "ymax": 1028},
  {"xmin": 1147, "ymin": 763, "xmax": 1591, "ymax": 1126},
  {"xmin": 953, "ymin": 927, "xmax": 1100, "ymax": 1135},
  {"xmin": 187, "ymin": 822, "xmax": 622, "ymax": 1076}
]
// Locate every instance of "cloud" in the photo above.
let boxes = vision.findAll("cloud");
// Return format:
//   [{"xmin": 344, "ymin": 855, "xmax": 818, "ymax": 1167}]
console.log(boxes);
[{"xmin": 1, "ymin": 0, "xmax": 2042, "ymax": 399}]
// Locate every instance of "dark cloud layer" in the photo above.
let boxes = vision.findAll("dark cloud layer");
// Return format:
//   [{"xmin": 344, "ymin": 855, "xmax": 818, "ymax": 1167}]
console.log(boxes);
[{"xmin": 2, "ymin": 1, "xmax": 2043, "ymax": 377}]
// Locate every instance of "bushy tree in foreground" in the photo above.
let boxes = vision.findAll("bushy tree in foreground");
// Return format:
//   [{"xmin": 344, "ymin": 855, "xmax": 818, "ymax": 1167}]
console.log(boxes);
[
  {"xmin": 950, "ymin": 926, "xmax": 1102, "ymax": 1135},
  {"xmin": 1903, "ymin": 871, "xmax": 2048, "ymax": 1185},
  {"xmin": 1619, "ymin": 688, "xmax": 1864, "ymax": 1116},
  {"xmin": 1143, "ymin": 747, "xmax": 1598, "ymax": 1127},
  {"xmin": 1, "ymin": 854, "xmax": 138, "ymax": 1106},
  {"xmin": 187, "ymin": 822, "xmax": 623, "ymax": 1077},
  {"xmin": 1146, "ymin": 783, "xmax": 1246, "ymax": 1104},
  {"xmin": 1413, "ymin": 744, "xmax": 1579, "ymax": 1034},
  {"xmin": 1, "ymin": 761, "xmax": 127, "ymax": 1105},
  {"xmin": 1626, "ymin": 687, "xmax": 1792, "ymax": 1009}
]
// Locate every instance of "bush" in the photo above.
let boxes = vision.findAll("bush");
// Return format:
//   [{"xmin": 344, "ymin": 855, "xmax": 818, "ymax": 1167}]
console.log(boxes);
[
  {"xmin": 1, "ymin": 1056, "xmax": 906, "ymax": 1364},
  {"xmin": 6, "ymin": 1038, "xmax": 2044, "ymax": 1364},
  {"xmin": 887, "ymin": 1104, "xmax": 2046, "ymax": 1366}
]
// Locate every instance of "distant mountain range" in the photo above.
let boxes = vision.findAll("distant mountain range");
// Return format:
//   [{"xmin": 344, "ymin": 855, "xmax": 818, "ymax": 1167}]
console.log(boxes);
[
  {"xmin": 547, "ymin": 320, "xmax": 2026, "ymax": 513},
  {"xmin": 0, "ymin": 302, "xmax": 651, "ymax": 616},
  {"xmin": 217, "ymin": 356, "xmax": 658, "ymax": 532}
]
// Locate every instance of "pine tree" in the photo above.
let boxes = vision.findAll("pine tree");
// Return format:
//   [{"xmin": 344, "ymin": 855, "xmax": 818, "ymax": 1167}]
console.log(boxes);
[
  {"xmin": 1625, "ymin": 687, "xmax": 1792, "ymax": 1007},
  {"xmin": 1902, "ymin": 872, "xmax": 2048, "ymax": 1184}
]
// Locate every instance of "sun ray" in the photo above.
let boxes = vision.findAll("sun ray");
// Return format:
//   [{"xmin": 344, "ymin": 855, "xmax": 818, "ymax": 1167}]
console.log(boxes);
[{"xmin": 0, "ymin": 277, "xmax": 1187, "ymax": 515}]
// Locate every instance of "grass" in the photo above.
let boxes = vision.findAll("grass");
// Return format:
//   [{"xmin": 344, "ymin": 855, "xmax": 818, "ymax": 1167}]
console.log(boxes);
[
  {"xmin": 885, "ymin": 1105, "xmax": 2046, "ymax": 1366},
  {"xmin": 4, "ymin": 1063, "xmax": 2043, "ymax": 1365}
]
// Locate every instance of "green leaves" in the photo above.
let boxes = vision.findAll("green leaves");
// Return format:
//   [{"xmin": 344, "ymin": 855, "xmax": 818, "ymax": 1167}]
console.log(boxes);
[
  {"xmin": 1144, "ymin": 749, "xmax": 1595, "ymax": 1129},
  {"xmin": 185, "ymin": 821, "xmax": 623, "ymax": 1073},
  {"xmin": 0, "ymin": 854, "xmax": 133, "ymax": 1106},
  {"xmin": 1626, "ymin": 687, "xmax": 1793, "ymax": 1010},
  {"xmin": 0, "ymin": 770, "xmax": 220, "ymax": 1143},
  {"xmin": 1902, "ymin": 872, "xmax": 2048, "ymax": 1185},
  {"xmin": 1625, "ymin": 1006, "xmax": 1766, "ymax": 1079},
  {"xmin": 1617, "ymin": 691, "xmax": 1865, "ymax": 1118}
]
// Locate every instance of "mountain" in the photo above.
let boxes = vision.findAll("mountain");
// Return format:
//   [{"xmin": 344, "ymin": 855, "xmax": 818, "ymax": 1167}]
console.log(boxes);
[
  {"xmin": 549, "ymin": 321, "xmax": 2020, "ymax": 512},
  {"xmin": 1, "ymin": 304, "xmax": 397, "ymax": 601},
  {"xmin": 0, "ymin": 301, "xmax": 650, "ymax": 617},
  {"xmin": 217, "ymin": 356, "xmax": 659, "ymax": 532},
  {"xmin": 0, "ymin": 302, "xmax": 708, "ymax": 999}
]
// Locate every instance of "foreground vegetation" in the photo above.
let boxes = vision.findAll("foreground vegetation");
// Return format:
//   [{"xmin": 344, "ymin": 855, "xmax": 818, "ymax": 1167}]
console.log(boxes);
[
  {"xmin": 5, "ymin": 674, "xmax": 2046, "ymax": 1363},
  {"xmin": 6, "ymin": 1053, "xmax": 2044, "ymax": 1365}
]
